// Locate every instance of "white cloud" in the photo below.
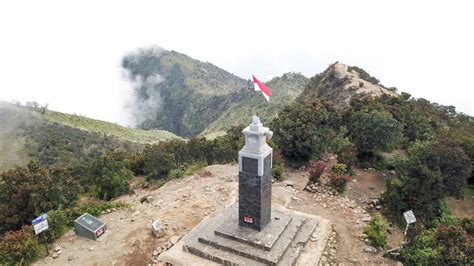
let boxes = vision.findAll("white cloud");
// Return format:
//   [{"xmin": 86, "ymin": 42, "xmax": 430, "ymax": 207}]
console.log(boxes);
[{"xmin": 0, "ymin": 0, "xmax": 472, "ymax": 125}]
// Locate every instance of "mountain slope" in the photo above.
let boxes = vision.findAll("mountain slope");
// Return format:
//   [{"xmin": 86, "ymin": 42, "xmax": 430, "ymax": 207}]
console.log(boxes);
[
  {"xmin": 0, "ymin": 102, "xmax": 180, "ymax": 172},
  {"xmin": 201, "ymin": 72, "xmax": 308, "ymax": 136},
  {"xmin": 122, "ymin": 47, "xmax": 308, "ymax": 137},
  {"xmin": 298, "ymin": 62, "xmax": 397, "ymax": 108},
  {"xmin": 45, "ymin": 110, "xmax": 180, "ymax": 143}
]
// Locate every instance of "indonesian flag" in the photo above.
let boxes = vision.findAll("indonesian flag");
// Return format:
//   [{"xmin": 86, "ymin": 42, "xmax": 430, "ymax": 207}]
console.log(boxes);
[{"xmin": 252, "ymin": 75, "xmax": 272, "ymax": 102}]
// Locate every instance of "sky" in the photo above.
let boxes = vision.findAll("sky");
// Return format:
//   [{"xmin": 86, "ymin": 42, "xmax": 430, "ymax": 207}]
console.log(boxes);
[{"xmin": 0, "ymin": 0, "xmax": 473, "ymax": 125}]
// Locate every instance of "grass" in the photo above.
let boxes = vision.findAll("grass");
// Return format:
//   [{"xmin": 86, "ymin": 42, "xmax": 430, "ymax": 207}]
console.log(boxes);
[{"xmin": 45, "ymin": 110, "xmax": 181, "ymax": 143}]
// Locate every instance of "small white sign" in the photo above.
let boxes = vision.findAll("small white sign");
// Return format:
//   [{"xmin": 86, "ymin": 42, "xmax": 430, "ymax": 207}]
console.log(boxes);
[
  {"xmin": 32, "ymin": 213, "xmax": 49, "ymax": 235},
  {"xmin": 403, "ymin": 210, "xmax": 416, "ymax": 224}
]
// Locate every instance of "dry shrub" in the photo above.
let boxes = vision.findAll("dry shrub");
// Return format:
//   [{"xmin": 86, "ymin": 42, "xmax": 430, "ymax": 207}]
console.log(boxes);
[{"xmin": 308, "ymin": 160, "xmax": 328, "ymax": 183}]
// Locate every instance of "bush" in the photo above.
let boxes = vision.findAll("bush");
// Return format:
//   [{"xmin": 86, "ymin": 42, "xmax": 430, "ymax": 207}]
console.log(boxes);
[
  {"xmin": 308, "ymin": 160, "xmax": 327, "ymax": 183},
  {"xmin": 271, "ymin": 147, "xmax": 285, "ymax": 181},
  {"xmin": 432, "ymin": 137, "xmax": 472, "ymax": 199},
  {"xmin": 401, "ymin": 223, "xmax": 474, "ymax": 265},
  {"xmin": 351, "ymin": 109, "xmax": 403, "ymax": 154},
  {"xmin": 381, "ymin": 141, "xmax": 445, "ymax": 225},
  {"xmin": 169, "ymin": 168, "xmax": 184, "ymax": 179},
  {"xmin": 327, "ymin": 127, "xmax": 357, "ymax": 167},
  {"xmin": 44, "ymin": 209, "xmax": 70, "ymax": 243},
  {"xmin": 327, "ymin": 173, "xmax": 351, "ymax": 193},
  {"xmin": 0, "ymin": 161, "xmax": 81, "ymax": 233},
  {"xmin": 0, "ymin": 226, "xmax": 42, "ymax": 265},
  {"xmin": 332, "ymin": 163, "xmax": 349, "ymax": 175},
  {"xmin": 87, "ymin": 152, "xmax": 134, "ymax": 200},
  {"xmin": 272, "ymin": 101, "xmax": 333, "ymax": 163},
  {"xmin": 363, "ymin": 213, "xmax": 388, "ymax": 247},
  {"xmin": 382, "ymin": 139, "xmax": 471, "ymax": 225}
]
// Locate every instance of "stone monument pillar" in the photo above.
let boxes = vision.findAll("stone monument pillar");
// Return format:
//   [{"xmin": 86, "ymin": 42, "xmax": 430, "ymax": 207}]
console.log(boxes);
[{"xmin": 238, "ymin": 115, "xmax": 273, "ymax": 231}]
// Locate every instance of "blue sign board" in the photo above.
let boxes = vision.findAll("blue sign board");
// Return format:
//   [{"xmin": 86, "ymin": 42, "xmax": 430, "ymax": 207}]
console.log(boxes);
[{"xmin": 32, "ymin": 213, "xmax": 48, "ymax": 225}]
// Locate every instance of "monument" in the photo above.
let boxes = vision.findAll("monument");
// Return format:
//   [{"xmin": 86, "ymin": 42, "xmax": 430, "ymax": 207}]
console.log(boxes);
[
  {"xmin": 238, "ymin": 116, "xmax": 273, "ymax": 231},
  {"xmin": 159, "ymin": 116, "xmax": 331, "ymax": 265}
]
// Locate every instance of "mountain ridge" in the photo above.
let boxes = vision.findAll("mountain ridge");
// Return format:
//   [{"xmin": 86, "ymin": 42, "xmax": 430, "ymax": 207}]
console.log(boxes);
[{"xmin": 122, "ymin": 46, "xmax": 308, "ymax": 137}]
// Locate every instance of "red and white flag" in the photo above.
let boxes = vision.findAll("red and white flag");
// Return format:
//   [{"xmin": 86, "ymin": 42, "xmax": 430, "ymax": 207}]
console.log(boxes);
[{"xmin": 252, "ymin": 75, "xmax": 272, "ymax": 102}]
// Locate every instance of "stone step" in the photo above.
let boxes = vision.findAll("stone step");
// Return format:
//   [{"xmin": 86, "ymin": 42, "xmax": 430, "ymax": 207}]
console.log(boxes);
[
  {"xmin": 183, "ymin": 241, "xmax": 266, "ymax": 266},
  {"xmin": 198, "ymin": 216, "xmax": 306, "ymax": 265},
  {"xmin": 278, "ymin": 218, "xmax": 318, "ymax": 266}
]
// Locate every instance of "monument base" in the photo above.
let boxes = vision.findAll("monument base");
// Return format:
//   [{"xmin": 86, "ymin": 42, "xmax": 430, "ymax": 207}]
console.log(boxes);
[{"xmin": 159, "ymin": 203, "xmax": 331, "ymax": 265}]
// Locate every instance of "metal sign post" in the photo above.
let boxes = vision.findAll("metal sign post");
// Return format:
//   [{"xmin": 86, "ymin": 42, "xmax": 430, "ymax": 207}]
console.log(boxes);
[
  {"xmin": 384, "ymin": 210, "xmax": 417, "ymax": 258},
  {"xmin": 32, "ymin": 213, "xmax": 49, "ymax": 255},
  {"xmin": 402, "ymin": 210, "xmax": 416, "ymax": 246}
]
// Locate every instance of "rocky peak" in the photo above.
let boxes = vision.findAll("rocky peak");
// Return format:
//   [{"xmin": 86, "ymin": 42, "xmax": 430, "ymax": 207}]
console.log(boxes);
[{"xmin": 298, "ymin": 62, "xmax": 398, "ymax": 109}]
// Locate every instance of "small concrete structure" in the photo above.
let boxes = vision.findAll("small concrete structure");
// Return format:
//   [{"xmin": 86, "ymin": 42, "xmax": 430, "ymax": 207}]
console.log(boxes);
[
  {"xmin": 74, "ymin": 213, "xmax": 106, "ymax": 241},
  {"xmin": 159, "ymin": 116, "xmax": 331, "ymax": 265}
]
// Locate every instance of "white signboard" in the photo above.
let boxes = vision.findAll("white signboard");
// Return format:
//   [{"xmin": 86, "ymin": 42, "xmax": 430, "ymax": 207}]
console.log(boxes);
[
  {"xmin": 403, "ymin": 210, "xmax": 416, "ymax": 224},
  {"xmin": 32, "ymin": 213, "xmax": 49, "ymax": 235}
]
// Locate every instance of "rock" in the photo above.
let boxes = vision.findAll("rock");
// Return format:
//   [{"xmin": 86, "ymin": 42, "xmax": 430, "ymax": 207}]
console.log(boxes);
[
  {"xmin": 382, "ymin": 173, "xmax": 387, "ymax": 177},
  {"xmin": 321, "ymin": 255, "xmax": 327, "ymax": 262},
  {"xmin": 346, "ymin": 258, "xmax": 360, "ymax": 263},
  {"xmin": 153, "ymin": 250, "xmax": 159, "ymax": 256},
  {"xmin": 390, "ymin": 170, "xmax": 396, "ymax": 175},
  {"xmin": 363, "ymin": 246, "xmax": 377, "ymax": 253},
  {"xmin": 131, "ymin": 218, "xmax": 136, "ymax": 222},
  {"xmin": 68, "ymin": 256, "xmax": 74, "ymax": 261},
  {"xmin": 53, "ymin": 245, "xmax": 61, "ymax": 252},
  {"xmin": 152, "ymin": 219, "xmax": 166, "ymax": 238},
  {"xmin": 52, "ymin": 252, "xmax": 59, "ymax": 259},
  {"xmin": 170, "ymin": 235, "xmax": 180, "ymax": 245},
  {"xmin": 145, "ymin": 196, "xmax": 155, "ymax": 203},
  {"xmin": 387, "ymin": 227, "xmax": 393, "ymax": 234},
  {"xmin": 89, "ymin": 247, "xmax": 94, "ymax": 251},
  {"xmin": 375, "ymin": 205, "xmax": 381, "ymax": 210},
  {"xmin": 283, "ymin": 180, "xmax": 294, "ymax": 187},
  {"xmin": 57, "ymin": 250, "xmax": 63, "ymax": 255}
]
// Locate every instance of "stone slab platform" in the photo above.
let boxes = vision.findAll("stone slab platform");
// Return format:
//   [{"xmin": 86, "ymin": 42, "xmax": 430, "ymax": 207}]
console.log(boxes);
[
  {"xmin": 215, "ymin": 206, "xmax": 292, "ymax": 251},
  {"xmin": 159, "ymin": 203, "xmax": 332, "ymax": 265}
]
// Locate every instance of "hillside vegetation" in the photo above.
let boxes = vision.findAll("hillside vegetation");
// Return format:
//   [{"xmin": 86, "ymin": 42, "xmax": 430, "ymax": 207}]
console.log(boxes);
[
  {"xmin": 45, "ymin": 110, "xmax": 180, "ymax": 143},
  {"xmin": 122, "ymin": 47, "xmax": 307, "ymax": 137}
]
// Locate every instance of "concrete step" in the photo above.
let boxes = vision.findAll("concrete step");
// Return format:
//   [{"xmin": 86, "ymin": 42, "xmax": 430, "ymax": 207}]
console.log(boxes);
[
  {"xmin": 278, "ymin": 218, "xmax": 318, "ymax": 266},
  {"xmin": 183, "ymin": 240, "xmax": 266, "ymax": 266},
  {"xmin": 198, "ymin": 216, "xmax": 306, "ymax": 265}
]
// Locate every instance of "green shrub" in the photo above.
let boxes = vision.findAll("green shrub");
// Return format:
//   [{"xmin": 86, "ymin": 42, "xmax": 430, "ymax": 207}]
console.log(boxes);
[
  {"xmin": 0, "ymin": 161, "xmax": 81, "ymax": 233},
  {"xmin": 272, "ymin": 101, "xmax": 333, "ymax": 163},
  {"xmin": 87, "ymin": 152, "xmax": 134, "ymax": 200},
  {"xmin": 363, "ymin": 213, "xmax": 388, "ymax": 247},
  {"xmin": 271, "ymin": 147, "xmax": 285, "ymax": 181},
  {"xmin": 169, "ymin": 168, "xmax": 184, "ymax": 179},
  {"xmin": 401, "ymin": 223, "xmax": 474, "ymax": 265},
  {"xmin": 0, "ymin": 226, "xmax": 41, "ymax": 265},
  {"xmin": 44, "ymin": 209, "xmax": 70, "ymax": 243},
  {"xmin": 332, "ymin": 163, "xmax": 349, "ymax": 175},
  {"xmin": 72, "ymin": 199, "xmax": 129, "ymax": 219},
  {"xmin": 351, "ymin": 109, "xmax": 403, "ymax": 154},
  {"xmin": 184, "ymin": 160, "xmax": 208, "ymax": 176}
]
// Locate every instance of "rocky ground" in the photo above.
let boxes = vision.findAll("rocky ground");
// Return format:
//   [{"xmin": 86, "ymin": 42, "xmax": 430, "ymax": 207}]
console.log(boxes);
[{"xmin": 35, "ymin": 164, "xmax": 403, "ymax": 265}]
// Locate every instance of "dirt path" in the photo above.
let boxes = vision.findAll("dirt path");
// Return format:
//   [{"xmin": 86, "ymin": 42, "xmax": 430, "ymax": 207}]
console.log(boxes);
[
  {"xmin": 282, "ymin": 168, "xmax": 403, "ymax": 265},
  {"xmin": 36, "ymin": 164, "xmax": 402, "ymax": 265}
]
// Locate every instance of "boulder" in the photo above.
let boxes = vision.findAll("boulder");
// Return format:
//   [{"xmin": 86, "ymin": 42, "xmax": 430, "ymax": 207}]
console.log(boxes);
[{"xmin": 152, "ymin": 219, "xmax": 166, "ymax": 238}]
